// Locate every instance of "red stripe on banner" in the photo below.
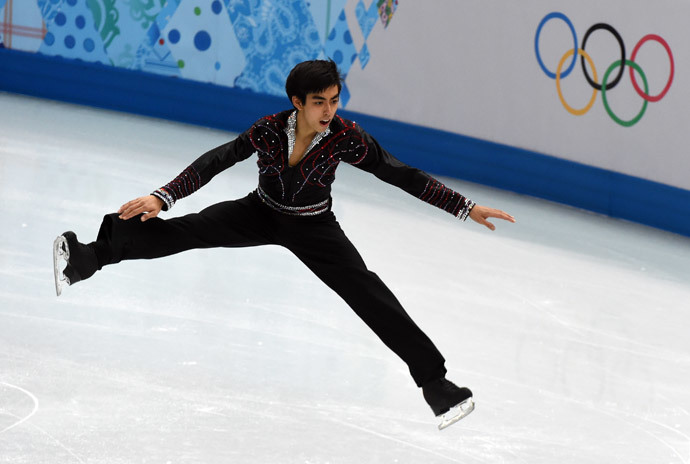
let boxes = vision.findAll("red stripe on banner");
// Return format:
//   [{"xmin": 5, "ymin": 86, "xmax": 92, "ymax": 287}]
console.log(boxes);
[
  {"xmin": 3, "ymin": 25, "xmax": 46, "ymax": 39},
  {"xmin": 9, "ymin": 25, "xmax": 46, "ymax": 33}
]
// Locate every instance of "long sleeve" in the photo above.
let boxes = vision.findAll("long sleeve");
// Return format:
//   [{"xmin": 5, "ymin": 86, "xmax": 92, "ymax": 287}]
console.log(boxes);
[
  {"xmin": 349, "ymin": 126, "xmax": 475, "ymax": 220},
  {"xmin": 152, "ymin": 130, "xmax": 254, "ymax": 210}
]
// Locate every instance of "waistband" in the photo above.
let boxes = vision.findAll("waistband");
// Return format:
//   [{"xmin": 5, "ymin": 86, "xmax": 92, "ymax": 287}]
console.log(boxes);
[{"xmin": 256, "ymin": 186, "xmax": 330, "ymax": 216}]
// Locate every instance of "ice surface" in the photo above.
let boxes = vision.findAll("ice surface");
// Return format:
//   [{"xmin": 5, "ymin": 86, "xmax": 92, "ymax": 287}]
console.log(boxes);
[{"xmin": 1, "ymin": 92, "xmax": 689, "ymax": 463}]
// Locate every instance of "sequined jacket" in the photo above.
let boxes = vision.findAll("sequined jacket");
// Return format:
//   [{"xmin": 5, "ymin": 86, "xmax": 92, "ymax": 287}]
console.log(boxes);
[{"xmin": 152, "ymin": 110, "xmax": 474, "ymax": 219}]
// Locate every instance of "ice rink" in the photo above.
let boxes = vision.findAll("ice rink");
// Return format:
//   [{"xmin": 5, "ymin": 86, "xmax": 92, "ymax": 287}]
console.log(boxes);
[{"xmin": 1, "ymin": 91, "xmax": 689, "ymax": 463}]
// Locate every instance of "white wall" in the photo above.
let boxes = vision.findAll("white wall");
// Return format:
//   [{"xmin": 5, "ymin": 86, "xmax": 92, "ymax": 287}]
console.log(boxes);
[{"xmin": 345, "ymin": 0, "xmax": 689, "ymax": 190}]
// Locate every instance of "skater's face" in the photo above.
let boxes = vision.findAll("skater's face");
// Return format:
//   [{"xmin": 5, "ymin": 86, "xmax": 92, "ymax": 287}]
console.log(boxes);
[{"xmin": 292, "ymin": 85, "xmax": 340, "ymax": 137}]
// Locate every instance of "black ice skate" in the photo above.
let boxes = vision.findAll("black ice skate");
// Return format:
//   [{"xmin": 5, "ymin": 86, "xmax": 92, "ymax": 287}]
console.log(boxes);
[
  {"xmin": 52, "ymin": 231, "xmax": 98, "ymax": 296},
  {"xmin": 423, "ymin": 378, "xmax": 475, "ymax": 430}
]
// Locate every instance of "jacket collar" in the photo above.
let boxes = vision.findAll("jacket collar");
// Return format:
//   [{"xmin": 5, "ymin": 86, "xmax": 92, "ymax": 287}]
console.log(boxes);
[{"xmin": 284, "ymin": 110, "xmax": 331, "ymax": 157}]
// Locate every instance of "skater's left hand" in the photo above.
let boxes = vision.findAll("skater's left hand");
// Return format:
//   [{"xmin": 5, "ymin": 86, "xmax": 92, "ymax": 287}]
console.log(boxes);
[
  {"xmin": 469, "ymin": 205, "xmax": 515, "ymax": 231},
  {"xmin": 118, "ymin": 195, "xmax": 164, "ymax": 222}
]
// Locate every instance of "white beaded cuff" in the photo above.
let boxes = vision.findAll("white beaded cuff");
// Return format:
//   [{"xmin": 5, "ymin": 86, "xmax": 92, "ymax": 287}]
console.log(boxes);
[
  {"xmin": 152, "ymin": 188, "xmax": 175, "ymax": 211},
  {"xmin": 457, "ymin": 199, "xmax": 475, "ymax": 222}
]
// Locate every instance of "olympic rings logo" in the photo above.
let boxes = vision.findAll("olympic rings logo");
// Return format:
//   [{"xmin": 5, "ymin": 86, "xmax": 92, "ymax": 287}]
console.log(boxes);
[{"xmin": 534, "ymin": 12, "xmax": 674, "ymax": 127}]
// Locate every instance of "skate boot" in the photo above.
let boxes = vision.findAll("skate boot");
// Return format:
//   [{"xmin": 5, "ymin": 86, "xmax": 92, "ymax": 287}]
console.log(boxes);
[
  {"xmin": 53, "ymin": 231, "xmax": 98, "ymax": 296},
  {"xmin": 422, "ymin": 378, "xmax": 475, "ymax": 430}
]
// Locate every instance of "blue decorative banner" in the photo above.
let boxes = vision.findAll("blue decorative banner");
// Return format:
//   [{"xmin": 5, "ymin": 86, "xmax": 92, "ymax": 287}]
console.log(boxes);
[{"xmin": 1, "ymin": 0, "xmax": 400, "ymax": 107}]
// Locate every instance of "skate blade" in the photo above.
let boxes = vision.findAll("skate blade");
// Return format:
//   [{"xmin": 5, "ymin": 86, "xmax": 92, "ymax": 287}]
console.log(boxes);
[
  {"xmin": 438, "ymin": 398, "xmax": 475, "ymax": 430},
  {"xmin": 53, "ymin": 236, "xmax": 69, "ymax": 297}
]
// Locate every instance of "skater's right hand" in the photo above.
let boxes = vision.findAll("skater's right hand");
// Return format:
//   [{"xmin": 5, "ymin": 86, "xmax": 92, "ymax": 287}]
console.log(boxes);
[{"xmin": 118, "ymin": 195, "xmax": 164, "ymax": 222}]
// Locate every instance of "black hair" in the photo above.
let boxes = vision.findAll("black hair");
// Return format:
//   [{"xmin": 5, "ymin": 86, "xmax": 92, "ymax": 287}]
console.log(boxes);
[{"xmin": 285, "ymin": 59, "xmax": 343, "ymax": 108}]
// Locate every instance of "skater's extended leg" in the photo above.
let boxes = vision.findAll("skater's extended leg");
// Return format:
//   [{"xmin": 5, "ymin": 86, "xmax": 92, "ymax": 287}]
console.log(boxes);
[
  {"xmin": 280, "ymin": 212, "xmax": 447, "ymax": 387},
  {"xmin": 95, "ymin": 195, "xmax": 273, "ymax": 266},
  {"xmin": 281, "ymin": 212, "xmax": 474, "ymax": 426},
  {"xmin": 55, "ymin": 193, "xmax": 274, "ymax": 290}
]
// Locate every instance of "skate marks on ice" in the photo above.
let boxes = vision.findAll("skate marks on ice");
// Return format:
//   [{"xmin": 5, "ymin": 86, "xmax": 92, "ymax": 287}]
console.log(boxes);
[
  {"xmin": 179, "ymin": 381, "xmax": 485, "ymax": 464},
  {"xmin": 596, "ymin": 404, "xmax": 690, "ymax": 464},
  {"xmin": 558, "ymin": 394, "xmax": 690, "ymax": 464},
  {"xmin": 0, "ymin": 382, "xmax": 39, "ymax": 435},
  {"xmin": 322, "ymin": 403, "xmax": 532, "ymax": 464},
  {"xmin": 327, "ymin": 416, "xmax": 465, "ymax": 463},
  {"xmin": 0, "ymin": 382, "xmax": 86, "ymax": 463},
  {"xmin": 501, "ymin": 284, "xmax": 690, "ymax": 366},
  {"xmin": 223, "ymin": 396, "xmax": 477, "ymax": 464},
  {"xmin": 458, "ymin": 362, "xmax": 690, "ymax": 464}
]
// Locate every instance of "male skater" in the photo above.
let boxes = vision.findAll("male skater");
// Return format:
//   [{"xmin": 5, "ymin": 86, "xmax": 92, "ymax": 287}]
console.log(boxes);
[{"xmin": 53, "ymin": 60, "xmax": 515, "ymax": 429}]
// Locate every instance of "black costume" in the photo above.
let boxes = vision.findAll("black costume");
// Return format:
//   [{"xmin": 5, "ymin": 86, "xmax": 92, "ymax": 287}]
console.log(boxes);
[{"xmin": 92, "ymin": 110, "xmax": 475, "ymax": 387}]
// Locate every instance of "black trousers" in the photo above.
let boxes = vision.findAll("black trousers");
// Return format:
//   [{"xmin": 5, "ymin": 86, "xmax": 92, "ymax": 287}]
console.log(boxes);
[{"xmin": 94, "ymin": 192, "xmax": 447, "ymax": 387}]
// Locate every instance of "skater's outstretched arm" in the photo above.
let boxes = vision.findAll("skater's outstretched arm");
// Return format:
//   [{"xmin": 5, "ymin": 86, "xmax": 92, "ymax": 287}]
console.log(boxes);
[
  {"xmin": 118, "ymin": 195, "xmax": 163, "ymax": 222},
  {"xmin": 346, "ymin": 125, "xmax": 516, "ymax": 228},
  {"xmin": 114, "ymin": 127, "xmax": 258, "ymax": 221}
]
